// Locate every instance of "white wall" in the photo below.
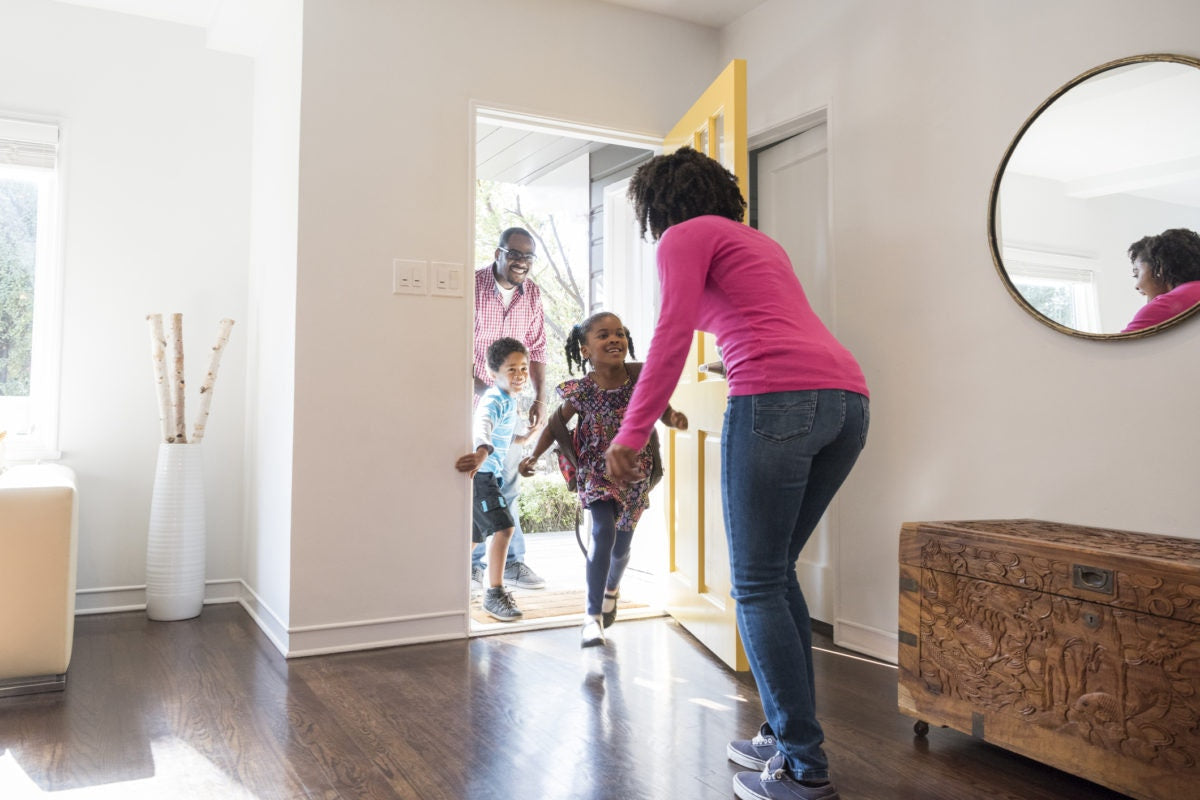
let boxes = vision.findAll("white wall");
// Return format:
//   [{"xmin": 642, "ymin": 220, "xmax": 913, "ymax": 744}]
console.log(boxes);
[
  {"xmin": 723, "ymin": 0, "xmax": 1200, "ymax": 660},
  {"xmin": 239, "ymin": 0, "xmax": 303, "ymax": 650},
  {"xmin": 287, "ymin": 0, "xmax": 719, "ymax": 653},
  {"xmin": 0, "ymin": 0, "xmax": 253, "ymax": 612}
]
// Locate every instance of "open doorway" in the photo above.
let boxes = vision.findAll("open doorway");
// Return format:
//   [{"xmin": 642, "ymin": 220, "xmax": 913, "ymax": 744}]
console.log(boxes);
[{"xmin": 469, "ymin": 107, "xmax": 662, "ymax": 635}]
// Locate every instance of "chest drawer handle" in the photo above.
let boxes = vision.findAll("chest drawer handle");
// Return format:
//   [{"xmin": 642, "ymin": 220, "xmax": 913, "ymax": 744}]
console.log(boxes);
[{"xmin": 1072, "ymin": 564, "xmax": 1114, "ymax": 595}]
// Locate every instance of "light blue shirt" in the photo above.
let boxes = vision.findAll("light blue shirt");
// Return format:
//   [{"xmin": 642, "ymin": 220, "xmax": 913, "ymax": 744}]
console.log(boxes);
[{"xmin": 472, "ymin": 386, "xmax": 517, "ymax": 477}]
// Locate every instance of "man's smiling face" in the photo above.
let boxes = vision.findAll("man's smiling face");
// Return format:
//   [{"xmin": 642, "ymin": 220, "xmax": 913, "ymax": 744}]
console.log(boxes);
[{"xmin": 494, "ymin": 233, "xmax": 536, "ymax": 288}]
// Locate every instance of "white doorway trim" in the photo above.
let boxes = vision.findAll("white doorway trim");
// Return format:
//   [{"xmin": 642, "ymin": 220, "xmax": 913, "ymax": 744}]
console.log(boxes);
[{"xmin": 466, "ymin": 102, "xmax": 664, "ymax": 637}]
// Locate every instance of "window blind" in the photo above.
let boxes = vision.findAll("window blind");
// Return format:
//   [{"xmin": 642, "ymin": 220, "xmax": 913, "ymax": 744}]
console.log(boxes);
[{"xmin": 0, "ymin": 117, "xmax": 59, "ymax": 169}]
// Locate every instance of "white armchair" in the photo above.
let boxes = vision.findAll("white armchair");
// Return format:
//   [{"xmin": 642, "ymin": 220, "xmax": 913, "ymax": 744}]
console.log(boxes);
[{"xmin": 0, "ymin": 464, "xmax": 78, "ymax": 696}]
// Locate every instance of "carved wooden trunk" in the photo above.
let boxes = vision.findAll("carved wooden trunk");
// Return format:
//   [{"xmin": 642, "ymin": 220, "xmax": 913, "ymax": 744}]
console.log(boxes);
[{"xmin": 898, "ymin": 519, "xmax": 1200, "ymax": 800}]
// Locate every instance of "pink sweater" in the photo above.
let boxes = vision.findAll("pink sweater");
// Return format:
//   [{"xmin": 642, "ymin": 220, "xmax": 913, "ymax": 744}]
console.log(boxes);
[
  {"xmin": 1122, "ymin": 281, "xmax": 1200, "ymax": 333},
  {"xmin": 614, "ymin": 215, "xmax": 868, "ymax": 451}
]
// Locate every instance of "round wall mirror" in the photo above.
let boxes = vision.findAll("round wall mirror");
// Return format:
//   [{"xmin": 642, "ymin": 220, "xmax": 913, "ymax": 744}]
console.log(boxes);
[{"xmin": 989, "ymin": 54, "xmax": 1200, "ymax": 339}]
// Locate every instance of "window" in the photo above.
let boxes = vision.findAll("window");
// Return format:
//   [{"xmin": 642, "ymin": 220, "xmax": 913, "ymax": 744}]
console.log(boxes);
[
  {"xmin": 1002, "ymin": 246, "xmax": 1101, "ymax": 334},
  {"xmin": 0, "ymin": 116, "xmax": 62, "ymax": 459}
]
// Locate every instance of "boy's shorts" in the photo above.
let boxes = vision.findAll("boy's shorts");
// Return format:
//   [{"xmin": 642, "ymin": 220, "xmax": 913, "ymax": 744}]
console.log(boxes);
[{"xmin": 471, "ymin": 471, "xmax": 515, "ymax": 543}]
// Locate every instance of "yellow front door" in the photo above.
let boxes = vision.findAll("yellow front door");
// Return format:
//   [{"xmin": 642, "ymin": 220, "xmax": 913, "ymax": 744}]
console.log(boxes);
[{"xmin": 660, "ymin": 59, "xmax": 749, "ymax": 671}]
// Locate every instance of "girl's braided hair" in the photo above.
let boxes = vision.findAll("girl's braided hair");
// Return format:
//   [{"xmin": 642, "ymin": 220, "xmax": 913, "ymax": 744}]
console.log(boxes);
[
  {"xmin": 627, "ymin": 147, "xmax": 746, "ymax": 242},
  {"xmin": 564, "ymin": 311, "xmax": 637, "ymax": 375}
]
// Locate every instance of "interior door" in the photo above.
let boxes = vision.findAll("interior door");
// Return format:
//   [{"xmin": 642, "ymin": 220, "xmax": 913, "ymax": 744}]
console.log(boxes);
[
  {"xmin": 660, "ymin": 59, "xmax": 749, "ymax": 671},
  {"xmin": 755, "ymin": 124, "xmax": 836, "ymax": 626}
]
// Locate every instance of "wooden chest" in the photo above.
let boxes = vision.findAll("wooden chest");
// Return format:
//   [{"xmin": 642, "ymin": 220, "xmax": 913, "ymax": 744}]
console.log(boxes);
[{"xmin": 898, "ymin": 519, "xmax": 1200, "ymax": 800}]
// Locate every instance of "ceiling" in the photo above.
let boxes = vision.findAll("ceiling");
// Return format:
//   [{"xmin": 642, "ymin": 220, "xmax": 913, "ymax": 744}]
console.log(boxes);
[
  {"xmin": 1006, "ymin": 61, "xmax": 1200, "ymax": 208},
  {"xmin": 596, "ymin": 0, "xmax": 766, "ymax": 28},
  {"xmin": 51, "ymin": 0, "xmax": 767, "ymax": 183},
  {"xmin": 52, "ymin": 0, "xmax": 767, "ymax": 30}
]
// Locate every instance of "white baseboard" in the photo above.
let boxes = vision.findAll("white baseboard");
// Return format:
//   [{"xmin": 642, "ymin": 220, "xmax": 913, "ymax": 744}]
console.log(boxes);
[
  {"xmin": 832, "ymin": 617, "xmax": 898, "ymax": 665},
  {"xmin": 73, "ymin": 579, "xmax": 471, "ymax": 659}
]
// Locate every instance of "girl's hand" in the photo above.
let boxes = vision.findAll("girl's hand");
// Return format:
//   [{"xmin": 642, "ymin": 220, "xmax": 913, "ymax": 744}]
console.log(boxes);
[
  {"xmin": 665, "ymin": 409, "xmax": 688, "ymax": 430},
  {"xmin": 605, "ymin": 442, "xmax": 644, "ymax": 485},
  {"xmin": 518, "ymin": 456, "xmax": 539, "ymax": 478}
]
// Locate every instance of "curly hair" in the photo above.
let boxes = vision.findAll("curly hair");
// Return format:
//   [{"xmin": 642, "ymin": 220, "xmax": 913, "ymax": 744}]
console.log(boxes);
[
  {"xmin": 486, "ymin": 337, "xmax": 528, "ymax": 373},
  {"xmin": 627, "ymin": 147, "xmax": 746, "ymax": 241},
  {"xmin": 1128, "ymin": 228, "xmax": 1200, "ymax": 289},
  {"xmin": 564, "ymin": 311, "xmax": 637, "ymax": 375}
]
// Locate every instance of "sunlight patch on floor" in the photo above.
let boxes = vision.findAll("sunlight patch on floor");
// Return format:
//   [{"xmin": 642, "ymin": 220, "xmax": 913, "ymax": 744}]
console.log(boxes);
[{"xmin": 1, "ymin": 738, "xmax": 261, "ymax": 799}]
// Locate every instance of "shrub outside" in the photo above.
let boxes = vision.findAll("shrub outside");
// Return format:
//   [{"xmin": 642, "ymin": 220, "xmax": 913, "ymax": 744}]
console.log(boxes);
[{"xmin": 518, "ymin": 473, "xmax": 578, "ymax": 533}]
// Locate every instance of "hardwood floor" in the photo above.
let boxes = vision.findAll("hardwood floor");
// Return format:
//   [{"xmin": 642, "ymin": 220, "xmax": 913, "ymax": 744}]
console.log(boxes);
[{"xmin": 0, "ymin": 605, "xmax": 1129, "ymax": 799}]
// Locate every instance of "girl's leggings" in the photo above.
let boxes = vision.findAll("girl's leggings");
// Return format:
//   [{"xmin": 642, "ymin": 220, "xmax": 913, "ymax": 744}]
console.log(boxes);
[{"xmin": 585, "ymin": 500, "xmax": 633, "ymax": 616}]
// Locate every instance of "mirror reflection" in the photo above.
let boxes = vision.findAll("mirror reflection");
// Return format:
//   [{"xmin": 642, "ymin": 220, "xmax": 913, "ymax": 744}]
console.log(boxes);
[{"xmin": 991, "ymin": 55, "xmax": 1200, "ymax": 338}]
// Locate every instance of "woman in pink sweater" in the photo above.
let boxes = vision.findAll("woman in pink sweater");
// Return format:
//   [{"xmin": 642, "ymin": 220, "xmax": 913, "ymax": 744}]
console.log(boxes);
[
  {"xmin": 1122, "ymin": 228, "xmax": 1200, "ymax": 333},
  {"xmin": 606, "ymin": 148, "xmax": 868, "ymax": 800}
]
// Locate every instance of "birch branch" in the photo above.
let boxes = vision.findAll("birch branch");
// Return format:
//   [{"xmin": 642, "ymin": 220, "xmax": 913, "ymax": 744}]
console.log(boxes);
[
  {"xmin": 169, "ymin": 313, "xmax": 187, "ymax": 444},
  {"xmin": 146, "ymin": 313, "xmax": 173, "ymax": 443},
  {"xmin": 191, "ymin": 318, "xmax": 235, "ymax": 444}
]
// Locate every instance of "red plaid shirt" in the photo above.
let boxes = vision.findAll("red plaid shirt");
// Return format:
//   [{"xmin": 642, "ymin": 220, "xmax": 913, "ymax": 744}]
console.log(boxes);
[{"xmin": 473, "ymin": 264, "xmax": 547, "ymax": 387}]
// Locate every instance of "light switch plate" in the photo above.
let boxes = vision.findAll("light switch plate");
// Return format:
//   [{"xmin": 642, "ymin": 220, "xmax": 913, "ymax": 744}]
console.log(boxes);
[
  {"xmin": 393, "ymin": 259, "xmax": 428, "ymax": 295},
  {"xmin": 431, "ymin": 261, "xmax": 464, "ymax": 297}
]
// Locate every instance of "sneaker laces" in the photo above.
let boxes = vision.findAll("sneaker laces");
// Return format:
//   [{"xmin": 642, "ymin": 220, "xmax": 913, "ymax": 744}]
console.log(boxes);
[
  {"xmin": 763, "ymin": 752, "xmax": 788, "ymax": 780},
  {"xmin": 752, "ymin": 722, "xmax": 776, "ymax": 748}
]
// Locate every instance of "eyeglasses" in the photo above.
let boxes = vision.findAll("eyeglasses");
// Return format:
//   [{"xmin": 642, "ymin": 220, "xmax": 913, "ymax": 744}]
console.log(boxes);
[{"xmin": 499, "ymin": 247, "xmax": 537, "ymax": 264}]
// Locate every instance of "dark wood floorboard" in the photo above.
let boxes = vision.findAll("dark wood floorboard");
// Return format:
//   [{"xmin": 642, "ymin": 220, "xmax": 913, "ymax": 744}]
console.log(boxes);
[{"xmin": 0, "ymin": 605, "xmax": 1130, "ymax": 799}]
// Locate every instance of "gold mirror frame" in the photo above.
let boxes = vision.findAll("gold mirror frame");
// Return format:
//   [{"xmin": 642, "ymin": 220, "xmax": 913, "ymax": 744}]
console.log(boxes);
[{"xmin": 989, "ymin": 53, "xmax": 1200, "ymax": 340}]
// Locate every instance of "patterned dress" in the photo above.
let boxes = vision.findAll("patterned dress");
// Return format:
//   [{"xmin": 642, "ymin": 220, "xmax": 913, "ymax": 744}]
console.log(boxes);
[{"xmin": 558, "ymin": 373, "xmax": 655, "ymax": 530}]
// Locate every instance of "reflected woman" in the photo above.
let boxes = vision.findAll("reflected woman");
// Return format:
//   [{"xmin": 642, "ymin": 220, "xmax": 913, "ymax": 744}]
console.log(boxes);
[{"xmin": 1123, "ymin": 227, "xmax": 1200, "ymax": 333}]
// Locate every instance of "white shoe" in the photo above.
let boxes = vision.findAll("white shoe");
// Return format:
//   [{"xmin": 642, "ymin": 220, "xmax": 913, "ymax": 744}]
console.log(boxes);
[{"xmin": 581, "ymin": 614, "xmax": 605, "ymax": 648}]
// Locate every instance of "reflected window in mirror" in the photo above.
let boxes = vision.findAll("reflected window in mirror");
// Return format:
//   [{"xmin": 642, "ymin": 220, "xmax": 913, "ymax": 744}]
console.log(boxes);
[{"xmin": 990, "ymin": 54, "xmax": 1200, "ymax": 339}]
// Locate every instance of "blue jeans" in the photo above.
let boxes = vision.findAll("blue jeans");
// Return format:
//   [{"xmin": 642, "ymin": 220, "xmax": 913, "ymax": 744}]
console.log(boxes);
[
  {"xmin": 722, "ymin": 390, "xmax": 868, "ymax": 782},
  {"xmin": 584, "ymin": 500, "xmax": 633, "ymax": 615},
  {"xmin": 471, "ymin": 443, "xmax": 526, "ymax": 569}
]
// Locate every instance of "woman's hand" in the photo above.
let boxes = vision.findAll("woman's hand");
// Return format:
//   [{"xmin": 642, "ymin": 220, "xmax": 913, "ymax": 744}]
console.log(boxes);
[
  {"xmin": 518, "ymin": 456, "xmax": 539, "ymax": 478},
  {"xmin": 605, "ymin": 442, "xmax": 644, "ymax": 485}
]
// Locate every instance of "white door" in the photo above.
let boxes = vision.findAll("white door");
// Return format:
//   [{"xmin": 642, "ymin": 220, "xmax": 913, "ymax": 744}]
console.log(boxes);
[{"xmin": 753, "ymin": 123, "xmax": 837, "ymax": 625}]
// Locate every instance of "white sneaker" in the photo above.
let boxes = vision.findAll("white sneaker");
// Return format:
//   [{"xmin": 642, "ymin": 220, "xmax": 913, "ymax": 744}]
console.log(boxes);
[{"xmin": 580, "ymin": 614, "xmax": 605, "ymax": 648}]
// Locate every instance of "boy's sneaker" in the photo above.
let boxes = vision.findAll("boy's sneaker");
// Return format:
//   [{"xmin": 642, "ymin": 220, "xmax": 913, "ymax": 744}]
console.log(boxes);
[
  {"xmin": 733, "ymin": 753, "xmax": 839, "ymax": 800},
  {"xmin": 471, "ymin": 565, "xmax": 485, "ymax": 587},
  {"xmin": 482, "ymin": 587, "xmax": 523, "ymax": 621},
  {"xmin": 503, "ymin": 561, "xmax": 546, "ymax": 589},
  {"xmin": 727, "ymin": 722, "xmax": 778, "ymax": 770}
]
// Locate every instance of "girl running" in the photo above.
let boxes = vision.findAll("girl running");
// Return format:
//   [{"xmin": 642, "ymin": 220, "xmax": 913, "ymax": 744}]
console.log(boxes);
[{"xmin": 520, "ymin": 311, "xmax": 687, "ymax": 647}]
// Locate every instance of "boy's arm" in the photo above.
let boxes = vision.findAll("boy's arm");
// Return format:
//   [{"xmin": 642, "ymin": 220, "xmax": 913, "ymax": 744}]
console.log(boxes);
[
  {"xmin": 472, "ymin": 393, "xmax": 497, "ymax": 452},
  {"xmin": 457, "ymin": 393, "xmax": 496, "ymax": 475}
]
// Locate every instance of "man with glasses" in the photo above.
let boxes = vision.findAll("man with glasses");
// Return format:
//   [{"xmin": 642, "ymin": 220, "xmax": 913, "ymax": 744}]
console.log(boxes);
[{"xmin": 471, "ymin": 227, "xmax": 547, "ymax": 591}]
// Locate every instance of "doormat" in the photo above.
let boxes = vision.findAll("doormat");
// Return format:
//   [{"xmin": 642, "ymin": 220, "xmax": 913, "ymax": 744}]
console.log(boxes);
[{"xmin": 470, "ymin": 589, "xmax": 647, "ymax": 624}]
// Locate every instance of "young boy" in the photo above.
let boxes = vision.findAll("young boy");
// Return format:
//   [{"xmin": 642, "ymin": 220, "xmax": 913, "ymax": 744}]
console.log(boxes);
[{"xmin": 454, "ymin": 337, "xmax": 532, "ymax": 621}]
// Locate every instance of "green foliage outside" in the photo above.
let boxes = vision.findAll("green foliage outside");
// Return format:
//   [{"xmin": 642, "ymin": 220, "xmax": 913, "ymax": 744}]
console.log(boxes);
[
  {"xmin": 0, "ymin": 177, "xmax": 37, "ymax": 396},
  {"xmin": 517, "ymin": 473, "xmax": 579, "ymax": 533},
  {"xmin": 1015, "ymin": 282, "xmax": 1077, "ymax": 329},
  {"xmin": 475, "ymin": 180, "xmax": 588, "ymax": 416}
]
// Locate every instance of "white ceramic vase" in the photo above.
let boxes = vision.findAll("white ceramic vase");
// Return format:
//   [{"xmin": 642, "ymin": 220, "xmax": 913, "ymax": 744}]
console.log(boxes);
[{"xmin": 145, "ymin": 442, "xmax": 206, "ymax": 620}]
